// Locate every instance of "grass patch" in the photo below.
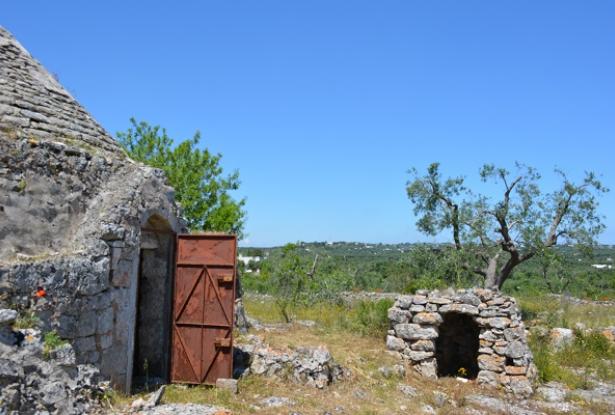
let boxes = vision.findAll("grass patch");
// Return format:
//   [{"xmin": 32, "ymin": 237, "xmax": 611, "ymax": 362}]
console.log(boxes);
[
  {"xmin": 530, "ymin": 329, "xmax": 615, "ymax": 388},
  {"xmin": 244, "ymin": 296, "xmax": 393, "ymax": 338},
  {"xmin": 13, "ymin": 310, "xmax": 39, "ymax": 329},
  {"xmin": 518, "ymin": 294, "xmax": 615, "ymax": 329}
]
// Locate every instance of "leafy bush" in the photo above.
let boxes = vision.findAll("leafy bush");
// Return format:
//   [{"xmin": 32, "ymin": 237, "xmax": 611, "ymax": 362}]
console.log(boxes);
[
  {"xmin": 347, "ymin": 299, "xmax": 394, "ymax": 337},
  {"xmin": 43, "ymin": 330, "xmax": 67, "ymax": 357}
]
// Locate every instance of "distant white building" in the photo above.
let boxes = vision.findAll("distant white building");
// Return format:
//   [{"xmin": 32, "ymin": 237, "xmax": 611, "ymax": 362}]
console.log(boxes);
[
  {"xmin": 591, "ymin": 264, "xmax": 613, "ymax": 270},
  {"xmin": 238, "ymin": 255, "xmax": 261, "ymax": 265}
]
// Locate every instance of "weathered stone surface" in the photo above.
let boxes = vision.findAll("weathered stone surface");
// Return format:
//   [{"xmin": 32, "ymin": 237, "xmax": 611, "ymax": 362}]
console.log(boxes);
[
  {"xmin": 0, "ymin": 24, "xmax": 193, "ymax": 393},
  {"xmin": 394, "ymin": 324, "xmax": 438, "ymax": 340},
  {"xmin": 439, "ymin": 303, "xmax": 479, "ymax": 315},
  {"xmin": 405, "ymin": 350, "xmax": 434, "ymax": 361},
  {"xmin": 454, "ymin": 293, "xmax": 481, "ymax": 306},
  {"xmin": 477, "ymin": 354, "xmax": 505, "ymax": 372},
  {"xmin": 409, "ymin": 304, "xmax": 426, "ymax": 313},
  {"xmin": 412, "ymin": 312, "xmax": 443, "ymax": 325},
  {"xmin": 410, "ymin": 339, "xmax": 435, "ymax": 352},
  {"xmin": 505, "ymin": 340, "xmax": 527, "ymax": 359},
  {"xmin": 386, "ymin": 288, "xmax": 535, "ymax": 396},
  {"xmin": 386, "ymin": 335, "xmax": 406, "ymax": 352},
  {"xmin": 388, "ymin": 308, "xmax": 411, "ymax": 324},
  {"xmin": 414, "ymin": 358, "xmax": 437, "ymax": 379},
  {"xmin": 549, "ymin": 328, "xmax": 574, "ymax": 349},
  {"xmin": 476, "ymin": 369, "xmax": 499, "ymax": 387},
  {"xmin": 426, "ymin": 297, "xmax": 452, "ymax": 305},
  {"xmin": 234, "ymin": 336, "xmax": 349, "ymax": 389},
  {"xmin": 505, "ymin": 365, "xmax": 526, "ymax": 375},
  {"xmin": 486, "ymin": 317, "xmax": 511, "ymax": 329},
  {"xmin": 0, "ymin": 309, "xmax": 17, "ymax": 325},
  {"xmin": 395, "ymin": 295, "xmax": 414, "ymax": 309},
  {"xmin": 0, "ymin": 315, "xmax": 106, "ymax": 413},
  {"xmin": 508, "ymin": 376, "xmax": 533, "ymax": 398}
]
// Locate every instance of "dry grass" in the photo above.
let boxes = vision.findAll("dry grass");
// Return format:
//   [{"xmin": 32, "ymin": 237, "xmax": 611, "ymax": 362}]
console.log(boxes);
[
  {"xmin": 107, "ymin": 295, "xmax": 615, "ymax": 414},
  {"xmin": 518, "ymin": 295, "xmax": 615, "ymax": 329},
  {"xmin": 159, "ymin": 324, "xmax": 503, "ymax": 415}
]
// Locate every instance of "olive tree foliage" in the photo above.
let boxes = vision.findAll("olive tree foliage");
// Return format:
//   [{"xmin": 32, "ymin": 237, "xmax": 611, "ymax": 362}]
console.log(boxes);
[
  {"xmin": 406, "ymin": 163, "xmax": 608, "ymax": 290},
  {"xmin": 117, "ymin": 118, "xmax": 246, "ymax": 237}
]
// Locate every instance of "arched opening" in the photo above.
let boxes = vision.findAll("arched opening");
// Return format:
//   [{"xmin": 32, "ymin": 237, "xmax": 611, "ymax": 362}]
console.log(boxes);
[
  {"xmin": 132, "ymin": 214, "xmax": 175, "ymax": 392},
  {"xmin": 435, "ymin": 313, "xmax": 480, "ymax": 379}
]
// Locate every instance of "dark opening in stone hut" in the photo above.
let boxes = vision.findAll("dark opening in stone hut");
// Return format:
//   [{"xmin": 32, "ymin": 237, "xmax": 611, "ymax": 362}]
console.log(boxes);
[{"xmin": 386, "ymin": 288, "xmax": 537, "ymax": 397}]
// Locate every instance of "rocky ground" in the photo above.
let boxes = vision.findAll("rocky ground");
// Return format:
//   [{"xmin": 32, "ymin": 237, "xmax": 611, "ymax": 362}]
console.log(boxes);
[
  {"xmin": 0, "ymin": 308, "xmax": 108, "ymax": 414},
  {"xmin": 3, "ymin": 293, "xmax": 615, "ymax": 415}
]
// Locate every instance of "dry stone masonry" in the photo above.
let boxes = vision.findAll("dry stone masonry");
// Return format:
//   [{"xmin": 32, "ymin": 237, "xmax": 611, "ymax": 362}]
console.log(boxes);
[
  {"xmin": 386, "ymin": 288, "xmax": 536, "ymax": 397},
  {"xmin": 0, "ymin": 26, "xmax": 185, "ymax": 393},
  {"xmin": 234, "ymin": 335, "xmax": 349, "ymax": 389}
]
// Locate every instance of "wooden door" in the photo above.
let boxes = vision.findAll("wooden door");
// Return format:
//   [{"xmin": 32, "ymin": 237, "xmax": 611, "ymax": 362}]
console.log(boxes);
[{"xmin": 170, "ymin": 234, "xmax": 236, "ymax": 384}]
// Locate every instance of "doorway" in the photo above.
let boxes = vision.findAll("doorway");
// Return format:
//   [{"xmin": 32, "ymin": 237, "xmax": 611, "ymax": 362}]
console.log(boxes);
[
  {"xmin": 435, "ymin": 312, "xmax": 480, "ymax": 379},
  {"xmin": 132, "ymin": 215, "xmax": 175, "ymax": 392}
]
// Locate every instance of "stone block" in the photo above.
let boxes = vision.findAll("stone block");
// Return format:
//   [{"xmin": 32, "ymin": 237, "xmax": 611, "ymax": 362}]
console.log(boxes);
[
  {"xmin": 388, "ymin": 308, "xmax": 410, "ymax": 324},
  {"xmin": 477, "ymin": 354, "xmax": 505, "ymax": 372},
  {"xmin": 453, "ymin": 293, "xmax": 481, "ymax": 306},
  {"xmin": 97, "ymin": 308, "xmax": 113, "ymax": 334},
  {"xmin": 477, "ymin": 369, "xmax": 499, "ymax": 387},
  {"xmin": 509, "ymin": 376, "xmax": 532, "ymax": 398},
  {"xmin": 505, "ymin": 365, "xmax": 526, "ymax": 375},
  {"xmin": 410, "ymin": 339, "xmax": 435, "ymax": 352},
  {"xmin": 77, "ymin": 311, "xmax": 97, "ymax": 337},
  {"xmin": 414, "ymin": 358, "xmax": 437, "ymax": 379},
  {"xmin": 99, "ymin": 332, "xmax": 113, "ymax": 349},
  {"xmin": 386, "ymin": 335, "xmax": 406, "ymax": 352},
  {"xmin": 426, "ymin": 297, "xmax": 451, "ymax": 305},
  {"xmin": 439, "ymin": 303, "xmax": 479, "ymax": 315},
  {"xmin": 412, "ymin": 312, "xmax": 443, "ymax": 325},
  {"xmin": 486, "ymin": 317, "xmax": 511, "ymax": 329},
  {"xmin": 394, "ymin": 295, "xmax": 413, "ymax": 309},
  {"xmin": 409, "ymin": 304, "xmax": 425, "ymax": 313},
  {"xmin": 505, "ymin": 340, "xmax": 527, "ymax": 359},
  {"xmin": 0, "ymin": 309, "xmax": 17, "ymax": 325},
  {"xmin": 405, "ymin": 350, "xmax": 434, "ymax": 362},
  {"xmin": 74, "ymin": 336, "xmax": 96, "ymax": 353},
  {"xmin": 394, "ymin": 324, "xmax": 438, "ymax": 340},
  {"xmin": 412, "ymin": 295, "xmax": 428, "ymax": 305}
]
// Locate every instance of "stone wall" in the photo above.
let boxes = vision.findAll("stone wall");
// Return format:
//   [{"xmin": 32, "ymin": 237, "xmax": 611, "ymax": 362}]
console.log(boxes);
[
  {"xmin": 0, "ymin": 26, "xmax": 186, "ymax": 392},
  {"xmin": 386, "ymin": 288, "xmax": 536, "ymax": 397}
]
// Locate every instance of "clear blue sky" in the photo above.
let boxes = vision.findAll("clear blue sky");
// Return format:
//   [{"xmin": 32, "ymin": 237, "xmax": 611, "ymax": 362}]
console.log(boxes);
[{"xmin": 4, "ymin": 1, "xmax": 614, "ymax": 246}]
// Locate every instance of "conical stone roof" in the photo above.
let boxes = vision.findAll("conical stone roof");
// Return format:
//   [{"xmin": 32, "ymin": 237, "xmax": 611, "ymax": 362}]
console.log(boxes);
[{"xmin": 0, "ymin": 26, "xmax": 121, "ymax": 153}]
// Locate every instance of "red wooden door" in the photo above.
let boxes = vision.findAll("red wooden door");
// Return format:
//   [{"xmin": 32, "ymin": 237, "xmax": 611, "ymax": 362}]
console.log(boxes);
[{"xmin": 170, "ymin": 234, "xmax": 236, "ymax": 384}]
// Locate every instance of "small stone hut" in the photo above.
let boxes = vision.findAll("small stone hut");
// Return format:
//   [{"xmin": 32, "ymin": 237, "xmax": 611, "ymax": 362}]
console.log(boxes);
[
  {"xmin": 386, "ymin": 288, "xmax": 536, "ymax": 396},
  {"xmin": 0, "ymin": 27, "xmax": 186, "ymax": 392}
]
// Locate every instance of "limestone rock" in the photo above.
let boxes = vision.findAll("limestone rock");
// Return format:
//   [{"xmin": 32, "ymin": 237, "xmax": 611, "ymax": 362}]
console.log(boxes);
[
  {"xmin": 439, "ymin": 303, "xmax": 479, "ymax": 315},
  {"xmin": 386, "ymin": 335, "xmax": 407, "ymax": 352},
  {"xmin": 395, "ymin": 324, "xmax": 438, "ymax": 340},
  {"xmin": 412, "ymin": 312, "xmax": 443, "ymax": 325},
  {"xmin": 549, "ymin": 328, "xmax": 574, "ymax": 349}
]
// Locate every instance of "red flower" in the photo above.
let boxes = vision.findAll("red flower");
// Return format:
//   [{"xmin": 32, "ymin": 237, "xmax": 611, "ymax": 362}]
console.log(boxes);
[{"xmin": 35, "ymin": 287, "xmax": 46, "ymax": 298}]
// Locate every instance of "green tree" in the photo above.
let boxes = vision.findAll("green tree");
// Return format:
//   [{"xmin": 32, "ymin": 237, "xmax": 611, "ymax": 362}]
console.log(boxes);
[
  {"xmin": 406, "ymin": 163, "xmax": 608, "ymax": 290},
  {"xmin": 117, "ymin": 118, "xmax": 246, "ymax": 236},
  {"xmin": 268, "ymin": 243, "xmax": 310, "ymax": 322}
]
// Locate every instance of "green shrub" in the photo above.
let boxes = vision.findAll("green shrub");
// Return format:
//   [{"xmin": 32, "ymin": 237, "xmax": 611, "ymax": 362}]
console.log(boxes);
[
  {"xmin": 346, "ymin": 299, "xmax": 393, "ymax": 337},
  {"xmin": 43, "ymin": 330, "xmax": 67, "ymax": 357}
]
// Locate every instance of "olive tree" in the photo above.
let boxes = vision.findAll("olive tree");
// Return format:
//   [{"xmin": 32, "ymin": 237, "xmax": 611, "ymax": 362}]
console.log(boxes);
[{"xmin": 406, "ymin": 163, "xmax": 607, "ymax": 290}]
